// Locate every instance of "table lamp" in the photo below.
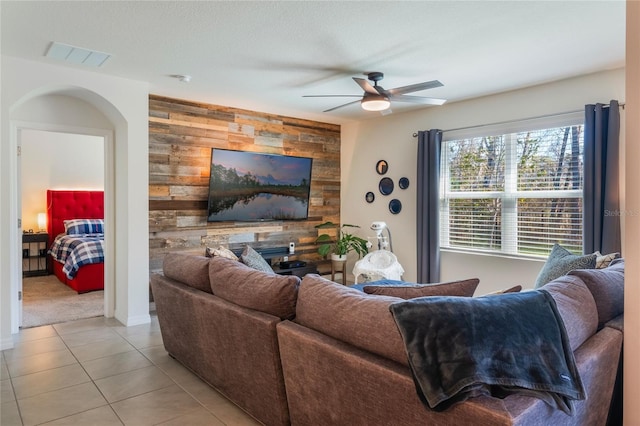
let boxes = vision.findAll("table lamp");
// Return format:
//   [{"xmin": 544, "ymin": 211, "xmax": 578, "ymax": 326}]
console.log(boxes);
[{"xmin": 37, "ymin": 213, "xmax": 47, "ymax": 233}]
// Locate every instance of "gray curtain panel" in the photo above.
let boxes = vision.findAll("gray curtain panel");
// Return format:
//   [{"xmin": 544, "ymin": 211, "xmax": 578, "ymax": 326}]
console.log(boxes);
[
  {"xmin": 583, "ymin": 100, "xmax": 621, "ymax": 255},
  {"xmin": 416, "ymin": 130, "xmax": 442, "ymax": 283}
]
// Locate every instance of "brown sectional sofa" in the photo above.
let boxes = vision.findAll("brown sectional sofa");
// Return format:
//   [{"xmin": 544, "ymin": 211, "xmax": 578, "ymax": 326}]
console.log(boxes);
[
  {"xmin": 151, "ymin": 253, "xmax": 624, "ymax": 426},
  {"xmin": 151, "ymin": 254, "xmax": 299, "ymax": 426}
]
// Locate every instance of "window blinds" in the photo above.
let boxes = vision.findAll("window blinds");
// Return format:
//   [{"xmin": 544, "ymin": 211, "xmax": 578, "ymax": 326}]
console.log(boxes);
[{"xmin": 440, "ymin": 123, "xmax": 584, "ymax": 258}]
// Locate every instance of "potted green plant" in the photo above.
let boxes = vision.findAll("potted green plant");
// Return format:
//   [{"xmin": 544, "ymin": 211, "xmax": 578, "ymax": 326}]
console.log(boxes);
[{"xmin": 315, "ymin": 221, "xmax": 369, "ymax": 262}]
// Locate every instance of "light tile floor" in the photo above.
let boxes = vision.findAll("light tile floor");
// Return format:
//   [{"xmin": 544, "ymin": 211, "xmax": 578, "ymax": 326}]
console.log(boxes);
[{"xmin": 1, "ymin": 315, "xmax": 262, "ymax": 426}]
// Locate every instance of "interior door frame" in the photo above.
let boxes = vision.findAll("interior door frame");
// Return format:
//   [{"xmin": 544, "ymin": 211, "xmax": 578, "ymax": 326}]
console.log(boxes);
[{"xmin": 12, "ymin": 120, "xmax": 114, "ymax": 330}]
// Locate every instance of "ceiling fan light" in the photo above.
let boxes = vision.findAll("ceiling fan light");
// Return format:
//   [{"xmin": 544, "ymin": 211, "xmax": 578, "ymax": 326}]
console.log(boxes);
[{"xmin": 361, "ymin": 94, "xmax": 391, "ymax": 111}]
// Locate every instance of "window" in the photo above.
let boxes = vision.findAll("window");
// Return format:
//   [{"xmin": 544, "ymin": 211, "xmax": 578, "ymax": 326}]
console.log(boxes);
[{"xmin": 440, "ymin": 122, "xmax": 584, "ymax": 258}]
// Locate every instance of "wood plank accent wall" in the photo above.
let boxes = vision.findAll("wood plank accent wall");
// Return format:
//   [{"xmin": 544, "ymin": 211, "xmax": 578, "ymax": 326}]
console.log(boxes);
[{"xmin": 149, "ymin": 95, "xmax": 341, "ymax": 273}]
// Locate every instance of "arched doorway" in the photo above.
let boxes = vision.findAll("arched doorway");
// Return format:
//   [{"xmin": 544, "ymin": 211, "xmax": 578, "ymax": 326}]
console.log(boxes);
[{"xmin": 11, "ymin": 92, "xmax": 116, "ymax": 328}]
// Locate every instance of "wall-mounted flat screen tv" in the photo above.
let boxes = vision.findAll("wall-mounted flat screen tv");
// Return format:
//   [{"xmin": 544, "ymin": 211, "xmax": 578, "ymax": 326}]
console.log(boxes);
[{"xmin": 207, "ymin": 148, "xmax": 313, "ymax": 222}]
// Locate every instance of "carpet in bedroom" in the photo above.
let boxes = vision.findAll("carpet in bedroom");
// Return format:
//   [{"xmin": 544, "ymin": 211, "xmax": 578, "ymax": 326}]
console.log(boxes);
[{"xmin": 21, "ymin": 275, "xmax": 104, "ymax": 328}]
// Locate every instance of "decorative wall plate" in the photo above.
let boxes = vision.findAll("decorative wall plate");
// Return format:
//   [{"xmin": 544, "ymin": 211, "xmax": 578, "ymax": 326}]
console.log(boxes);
[
  {"xmin": 379, "ymin": 177, "xmax": 394, "ymax": 195},
  {"xmin": 399, "ymin": 177, "xmax": 409, "ymax": 189},
  {"xmin": 389, "ymin": 199, "xmax": 402, "ymax": 214},
  {"xmin": 365, "ymin": 191, "xmax": 375, "ymax": 203}
]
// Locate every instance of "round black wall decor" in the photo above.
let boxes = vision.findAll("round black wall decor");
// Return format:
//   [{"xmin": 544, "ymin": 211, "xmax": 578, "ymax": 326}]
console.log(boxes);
[
  {"xmin": 399, "ymin": 177, "xmax": 410, "ymax": 189},
  {"xmin": 379, "ymin": 177, "xmax": 394, "ymax": 195},
  {"xmin": 365, "ymin": 191, "xmax": 375, "ymax": 203},
  {"xmin": 389, "ymin": 199, "xmax": 402, "ymax": 214}
]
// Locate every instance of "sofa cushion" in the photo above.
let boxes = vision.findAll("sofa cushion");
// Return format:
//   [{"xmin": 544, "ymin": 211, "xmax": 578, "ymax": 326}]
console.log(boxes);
[
  {"xmin": 240, "ymin": 245, "xmax": 275, "ymax": 274},
  {"xmin": 295, "ymin": 274, "xmax": 408, "ymax": 366},
  {"xmin": 568, "ymin": 259, "xmax": 624, "ymax": 327},
  {"xmin": 541, "ymin": 275, "xmax": 598, "ymax": 351},
  {"xmin": 605, "ymin": 314, "xmax": 624, "ymax": 332},
  {"xmin": 163, "ymin": 253, "xmax": 212, "ymax": 294},
  {"xmin": 209, "ymin": 256, "xmax": 299, "ymax": 320},
  {"xmin": 362, "ymin": 278, "xmax": 479, "ymax": 299},
  {"xmin": 534, "ymin": 243, "xmax": 597, "ymax": 288}
]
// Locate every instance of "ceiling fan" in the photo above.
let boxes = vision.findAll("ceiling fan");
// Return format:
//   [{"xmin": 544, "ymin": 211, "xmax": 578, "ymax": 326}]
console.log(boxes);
[{"xmin": 303, "ymin": 72, "xmax": 446, "ymax": 114}]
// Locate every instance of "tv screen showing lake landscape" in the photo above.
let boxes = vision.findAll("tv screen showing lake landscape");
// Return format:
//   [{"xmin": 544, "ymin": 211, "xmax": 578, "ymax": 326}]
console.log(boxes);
[{"xmin": 207, "ymin": 149, "xmax": 313, "ymax": 222}]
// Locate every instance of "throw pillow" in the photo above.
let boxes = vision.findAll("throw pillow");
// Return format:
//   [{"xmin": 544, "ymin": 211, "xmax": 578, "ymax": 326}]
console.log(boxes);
[
  {"xmin": 593, "ymin": 251, "xmax": 621, "ymax": 269},
  {"xmin": 363, "ymin": 278, "xmax": 479, "ymax": 299},
  {"xmin": 568, "ymin": 259, "xmax": 624, "ymax": 327},
  {"xmin": 534, "ymin": 243, "xmax": 597, "ymax": 289},
  {"xmin": 205, "ymin": 246, "xmax": 239, "ymax": 261},
  {"xmin": 240, "ymin": 245, "xmax": 274, "ymax": 274},
  {"xmin": 63, "ymin": 218, "xmax": 105, "ymax": 235},
  {"xmin": 484, "ymin": 285, "xmax": 523, "ymax": 296}
]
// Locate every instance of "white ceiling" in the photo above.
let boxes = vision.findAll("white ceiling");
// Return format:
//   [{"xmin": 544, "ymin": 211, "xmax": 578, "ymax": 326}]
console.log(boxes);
[{"xmin": 1, "ymin": 1, "xmax": 625, "ymax": 125}]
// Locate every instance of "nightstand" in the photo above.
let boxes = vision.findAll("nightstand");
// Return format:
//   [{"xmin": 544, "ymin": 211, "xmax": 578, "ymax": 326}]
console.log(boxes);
[{"xmin": 22, "ymin": 232, "xmax": 50, "ymax": 277}]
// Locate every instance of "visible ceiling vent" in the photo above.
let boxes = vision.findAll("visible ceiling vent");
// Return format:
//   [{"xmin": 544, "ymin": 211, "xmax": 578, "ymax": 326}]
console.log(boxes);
[{"xmin": 45, "ymin": 42, "xmax": 111, "ymax": 67}]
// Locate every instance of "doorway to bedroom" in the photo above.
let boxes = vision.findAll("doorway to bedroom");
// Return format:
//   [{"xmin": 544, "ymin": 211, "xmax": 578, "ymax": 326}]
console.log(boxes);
[{"xmin": 20, "ymin": 129, "xmax": 105, "ymax": 328}]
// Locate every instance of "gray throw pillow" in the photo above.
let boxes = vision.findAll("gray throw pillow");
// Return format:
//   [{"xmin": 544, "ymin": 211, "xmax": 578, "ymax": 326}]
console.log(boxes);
[
  {"xmin": 534, "ymin": 243, "xmax": 597, "ymax": 289},
  {"xmin": 240, "ymin": 245, "xmax": 274, "ymax": 274}
]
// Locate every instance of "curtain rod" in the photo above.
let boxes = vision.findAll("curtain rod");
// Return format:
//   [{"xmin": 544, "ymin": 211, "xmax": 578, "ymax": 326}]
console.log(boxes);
[{"xmin": 412, "ymin": 102, "xmax": 625, "ymax": 137}]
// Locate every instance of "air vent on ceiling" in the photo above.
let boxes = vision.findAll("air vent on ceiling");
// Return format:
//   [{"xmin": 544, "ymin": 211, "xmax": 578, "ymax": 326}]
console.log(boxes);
[{"xmin": 45, "ymin": 42, "xmax": 111, "ymax": 68}]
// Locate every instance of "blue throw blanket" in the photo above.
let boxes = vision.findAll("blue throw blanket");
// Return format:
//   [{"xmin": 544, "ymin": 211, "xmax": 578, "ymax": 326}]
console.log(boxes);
[{"xmin": 389, "ymin": 290, "xmax": 585, "ymax": 414}]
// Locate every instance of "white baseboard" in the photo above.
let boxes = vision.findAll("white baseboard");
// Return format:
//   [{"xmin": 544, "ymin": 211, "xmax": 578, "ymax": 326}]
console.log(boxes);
[
  {"xmin": 0, "ymin": 336, "xmax": 15, "ymax": 351},
  {"xmin": 122, "ymin": 313, "xmax": 151, "ymax": 327}
]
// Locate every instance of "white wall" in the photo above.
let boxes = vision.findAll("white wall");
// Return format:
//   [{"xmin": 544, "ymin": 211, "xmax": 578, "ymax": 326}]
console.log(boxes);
[
  {"xmin": 1, "ymin": 56, "xmax": 150, "ymax": 349},
  {"xmin": 21, "ymin": 129, "xmax": 104, "ymax": 232},
  {"xmin": 341, "ymin": 68, "xmax": 625, "ymax": 293}
]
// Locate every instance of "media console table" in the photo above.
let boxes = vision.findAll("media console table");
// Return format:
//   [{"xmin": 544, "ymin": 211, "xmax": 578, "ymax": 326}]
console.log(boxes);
[
  {"xmin": 231, "ymin": 246, "xmax": 318, "ymax": 278},
  {"xmin": 272, "ymin": 263, "xmax": 318, "ymax": 278}
]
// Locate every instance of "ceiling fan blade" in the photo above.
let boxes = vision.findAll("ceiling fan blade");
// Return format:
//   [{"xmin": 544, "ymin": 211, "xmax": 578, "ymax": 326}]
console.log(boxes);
[
  {"xmin": 303, "ymin": 95, "xmax": 363, "ymax": 98},
  {"xmin": 353, "ymin": 77, "xmax": 379, "ymax": 95},
  {"xmin": 323, "ymin": 99, "xmax": 361, "ymax": 113},
  {"xmin": 392, "ymin": 94, "xmax": 447, "ymax": 106},
  {"xmin": 373, "ymin": 85, "xmax": 390, "ymax": 96},
  {"xmin": 387, "ymin": 80, "xmax": 443, "ymax": 96}
]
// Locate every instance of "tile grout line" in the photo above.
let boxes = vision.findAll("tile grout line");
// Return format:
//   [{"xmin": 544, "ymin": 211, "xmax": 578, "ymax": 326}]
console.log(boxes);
[
  {"xmin": 133, "ymin": 338, "xmax": 231, "ymax": 425},
  {"xmin": 11, "ymin": 320, "xmax": 125, "ymax": 425},
  {"xmin": 3, "ymin": 350, "xmax": 25, "ymax": 426},
  {"xmin": 4, "ymin": 315, "xmax": 241, "ymax": 426},
  {"xmin": 47, "ymin": 319, "xmax": 124, "ymax": 426}
]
